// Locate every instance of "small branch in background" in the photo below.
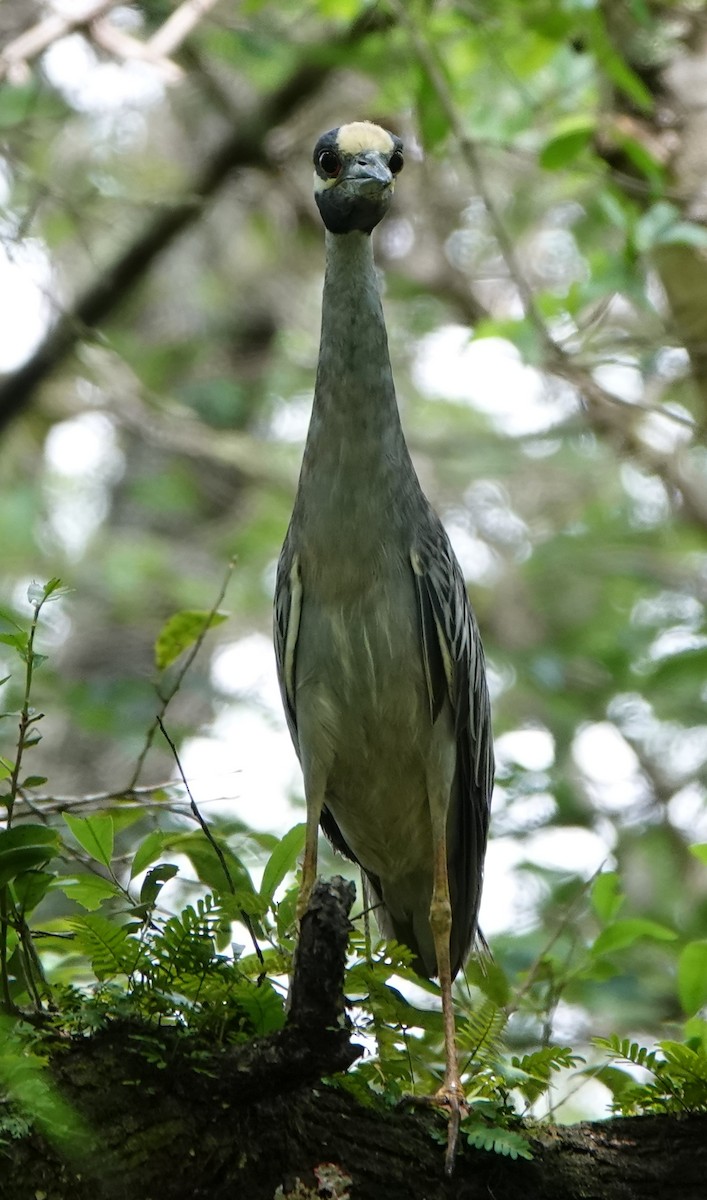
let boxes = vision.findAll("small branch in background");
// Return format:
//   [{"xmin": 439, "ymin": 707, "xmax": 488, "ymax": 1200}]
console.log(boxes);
[
  {"xmin": 129, "ymin": 558, "xmax": 235, "ymax": 790},
  {"xmin": 0, "ymin": 0, "xmax": 221, "ymax": 86},
  {"xmin": 91, "ymin": 0, "xmax": 223, "ymax": 84},
  {"xmin": 156, "ymin": 715, "xmax": 265, "ymax": 967},
  {"xmin": 156, "ymin": 716, "xmax": 235, "ymax": 895},
  {"xmin": 555, "ymin": 361, "xmax": 707, "ymax": 531},
  {"xmin": 12, "ymin": 780, "xmax": 240, "ymax": 821},
  {"xmin": 143, "ymin": 0, "xmax": 221, "ymax": 62},
  {"xmin": 89, "ymin": 21, "xmax": 183, "ymax": 85},
  {"xmin": 0, "ymin": 0, "xmax": 121, "ymax": 84}
]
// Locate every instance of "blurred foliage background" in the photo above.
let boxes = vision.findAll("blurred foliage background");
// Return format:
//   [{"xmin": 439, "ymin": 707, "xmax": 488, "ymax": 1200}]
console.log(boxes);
[{"xmin": 1, "ymin": 0, "xmax": 707, "ymax": 1120}]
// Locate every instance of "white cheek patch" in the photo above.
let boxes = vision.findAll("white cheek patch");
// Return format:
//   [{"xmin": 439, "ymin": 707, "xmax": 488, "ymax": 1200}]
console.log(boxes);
[
  {"xmin": 337, "ymin": 121, "xmax": 395, "ymax": 156},
  {"xmin": 313, "ymin": 171, "xmax": 338, "ymax": 192}
]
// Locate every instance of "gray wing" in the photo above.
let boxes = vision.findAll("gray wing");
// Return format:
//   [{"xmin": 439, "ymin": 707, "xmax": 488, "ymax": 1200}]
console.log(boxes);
[
  {"xmin": 411, "ymin": 516, "xmax": 494, "ymax": 973},
  {"xmin": 273, "ymin": 534, "xmax": 365, "ymax": 868},
  {"xmin": 273, "ymin": 533, "xmax": 302, "ymax": 756}
]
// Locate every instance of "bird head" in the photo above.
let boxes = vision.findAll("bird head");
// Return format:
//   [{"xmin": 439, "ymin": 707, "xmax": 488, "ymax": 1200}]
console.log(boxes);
[{"xmin": 313, "ymin": 121, "xmax": 403, "ymax": 235}]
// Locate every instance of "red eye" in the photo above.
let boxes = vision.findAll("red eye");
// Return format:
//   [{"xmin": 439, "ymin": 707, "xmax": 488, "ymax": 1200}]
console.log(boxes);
[
  {"xmin": 389, "ymin": 150, "xmax": 404, "ymax": 175},
  {"xmin": 318, "ymin": 149, "xmax": 341, "ymax": 177}
]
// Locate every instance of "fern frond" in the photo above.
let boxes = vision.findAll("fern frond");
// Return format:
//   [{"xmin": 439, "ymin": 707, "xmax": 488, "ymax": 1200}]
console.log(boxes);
[
  {"xmin": 511, "ymin": 1044, "xmax": 584, "ymax": 1104},
  {"xmin": 70, "ymin": 916, "xmax": 141, "ymax": 980},
  {"xmin": 464, "ymin": 1122, "xmax": 533, "ymax": 1161},
  {"xmin": 458, "ymin": 999, "xmax": 507, "ymax": 1069},
  {"xmin": 658, "ymin": 1041, "xmax": 707, "ymax": 1084},
  {"xmin": 594, "ymin": 1035, "xmax": 707, "ymax": 1115},
  {"xmin": 593, "ymin": 1035, "xmax": 658, "ymax": 1072}
]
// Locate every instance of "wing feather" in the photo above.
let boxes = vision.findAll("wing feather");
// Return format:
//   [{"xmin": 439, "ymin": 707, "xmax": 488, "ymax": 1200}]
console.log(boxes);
[
  {"xmin": 273, "ymin": 535, "xmax": 361, "ymax": 868},
  {"xmin": 411, "ymin": 518, "xmax": 494, "ymax": 970},
  {"xmin": 273, "ymin": 538, "xmax": 301, "ymax": 754}
]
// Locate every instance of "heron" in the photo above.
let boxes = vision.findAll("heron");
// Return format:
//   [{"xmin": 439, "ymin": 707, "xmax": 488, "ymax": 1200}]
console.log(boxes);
[{"xmin": 274, "ymin": 120, "xmax": 494, "ymax": 1171}]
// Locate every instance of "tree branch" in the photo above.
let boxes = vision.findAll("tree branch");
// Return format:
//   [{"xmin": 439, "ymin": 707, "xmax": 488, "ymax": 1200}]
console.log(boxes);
[
  {"xmin": 2, "ymin": 871, "xmax": 706, "ymax": 1198},
  {"xmin": 0, "ymin": 1, "xmax": 120, "ymax": 84}
]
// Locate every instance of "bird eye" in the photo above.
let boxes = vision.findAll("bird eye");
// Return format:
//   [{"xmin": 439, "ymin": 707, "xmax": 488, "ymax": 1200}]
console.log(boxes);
[
  {"xmin": 318, "ymin": 149, "xmax": 341, "ymax": 177},
  {"xmin": 389, "ymin": 150, "xmax": 404, "ymax": 175}
]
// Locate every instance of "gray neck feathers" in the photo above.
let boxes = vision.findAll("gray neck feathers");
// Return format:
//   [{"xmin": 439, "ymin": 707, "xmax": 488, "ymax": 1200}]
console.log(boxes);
[{"xmin": 297, "ymin": 231, "xmax": 416, "ymax": 516}]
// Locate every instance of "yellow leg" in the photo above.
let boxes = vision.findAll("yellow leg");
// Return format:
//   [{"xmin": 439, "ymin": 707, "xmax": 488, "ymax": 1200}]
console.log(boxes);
[
  {"xmin": 429, "ymin": 820, "xmax": 465, "ymax": 1175},
  {"xmin": 296, "ymin": 794, "xmax": 322, "ymax": 920},
  {"xmin": 296, "ymin": 759, "xmax": 327, "ymax": 921}
]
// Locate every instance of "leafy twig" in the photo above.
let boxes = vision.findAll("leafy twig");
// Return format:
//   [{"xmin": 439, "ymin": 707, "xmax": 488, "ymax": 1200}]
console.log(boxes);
[
  {"xmin": 1, "ymin": 578, "xmax": 68, "ymax": 1012},
  {"xmin": 129, "ymin": 559, "xmax": 235, "ymax": 789}
]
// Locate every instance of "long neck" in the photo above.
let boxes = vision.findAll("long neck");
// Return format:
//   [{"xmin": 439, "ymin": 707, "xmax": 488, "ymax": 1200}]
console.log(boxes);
[{"xmin": 299, "ymin": 231, "xmax": 414, "ymax": 499}]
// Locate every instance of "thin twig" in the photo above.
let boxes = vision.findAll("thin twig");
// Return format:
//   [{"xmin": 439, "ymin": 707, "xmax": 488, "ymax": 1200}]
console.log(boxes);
[
  {"xmin": 129, "ymin": 558, "xmax": 235, "ymax": 789},
  {"xmin": 156, "ymin": 717, "xmax": 264, "ymax": 966}
]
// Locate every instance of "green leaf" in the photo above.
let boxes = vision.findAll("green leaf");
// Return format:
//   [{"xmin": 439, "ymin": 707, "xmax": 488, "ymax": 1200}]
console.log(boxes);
[
  {"xmin": 260, "ymin": 823, "xmax": 305, "ymax": 904},
  {"xmin": 11, "ymin": 870, "xmax": 54, "ymax": 914},
  {"xmin": 233, "ymin": 978, "xmax": 285, "ymax": 1035},
  {"xmin": 139, "ymin": 863, "xmax": 179, "ymax": 907},
  {"xmin": 586, "ymin": 10, "xmax": 653, "ymax": 111},
  {"xmin": 591, "ymin": 871, "xmax": 624, "ymax": 923},
  {"xmin": 130, "ymin": 831, "xmax": 166, "ymax": 879},
  {"xmin": 634, "ymin": 201, "xmax": 688, "ymax": 253},
  {"xmin": 678, "ymin": 941, "xmax": 707, "ymax": 1016},
  {"xmin": 54, "ymin": 874, "xmax": 122, "ymax": 911},
  {"xmin": 645, "ymin": 647, "xmax": 707, "ymax": 693},
  {"xmin": 26, "ymin": 577, "xmax": 67, "ymax": 607},
  {"xmin": 154, "ymin": 609, "xmax": 228, "ymax": 671},
  {"xmin": 591, "ymin": 1063, "xmax": 639, "ymax": 1104},
  {"xmin": 540, "ymin": 117, "xmax": 594, "ymax": 170},
  {"xmin": 0, "ymin": 633, "xmax": 27, "ymax": 652},
  {"xmin": 21, "ymin": 776, "xmax": 47, "ymax": 789},
  {"xmin": 62, "ymin": 814, "xmax": 114, "ymax": 868},
  {"xmin": 0, "ymin": 825, "xmax": 59, "ymax": 887},
  {"xmin": 165, "ymin": 831, "xmax": 255, "ymax": 897},
  {"xmin": 690, "ymin": 844, "xmax": 707, "ymax": 867},
  {"xmin": 0, "ymin": 756, "xmax": 14, "ymax": 782},
  {"xmin": 70, "ymin": 915, "xmax": 133, "ymax": 979},
  {"xmin": 613, "ymin": 132, "xmax": 666, "ymax": 187},
  {"xmin": 592, "ymin": 918, "xmax": 677, "ymax": 957}
]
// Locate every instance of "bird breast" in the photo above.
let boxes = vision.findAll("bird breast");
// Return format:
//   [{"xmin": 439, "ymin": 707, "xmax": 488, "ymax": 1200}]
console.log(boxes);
[{"xmin": 294, "ymin": 555, "xmax": 439, "ymax": 882}]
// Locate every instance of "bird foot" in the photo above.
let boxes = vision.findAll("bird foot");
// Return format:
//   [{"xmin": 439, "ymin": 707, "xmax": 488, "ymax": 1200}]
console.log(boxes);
[
  {"xmin": 398, "ymin": 1083, "xmax": 467, "ymax": 1176},
  {"xmin": 399, "ymin": 1081, "xmax": 466, "ymax": 1112}
]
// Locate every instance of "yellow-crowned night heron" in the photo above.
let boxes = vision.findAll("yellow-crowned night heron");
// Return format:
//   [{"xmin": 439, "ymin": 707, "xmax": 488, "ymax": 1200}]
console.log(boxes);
[{"xmin": 274, "ymin": 121, "xmax": 494, "ymax": 1160}]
